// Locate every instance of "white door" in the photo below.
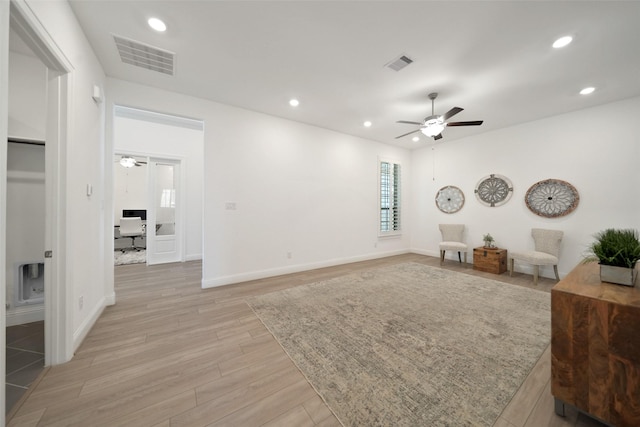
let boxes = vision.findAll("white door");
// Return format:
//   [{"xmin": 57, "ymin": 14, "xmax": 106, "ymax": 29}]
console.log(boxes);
[{"xmin": 147, "ymin": 159, "xmax": 181, "ymax": 264}]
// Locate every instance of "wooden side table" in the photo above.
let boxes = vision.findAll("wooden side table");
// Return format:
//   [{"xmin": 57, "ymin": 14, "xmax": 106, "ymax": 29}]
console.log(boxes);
[
  {"xmin": 473, "ymin": 247, "xmax": 507, "ymax": 274},
  {"xmin": 551, "ymin": 262, "xmax": 640, "ymax": 426}
]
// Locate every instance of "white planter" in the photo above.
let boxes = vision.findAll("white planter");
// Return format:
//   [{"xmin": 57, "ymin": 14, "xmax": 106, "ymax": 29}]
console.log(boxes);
[{"xmin": 599, "ymin": 264, "xmax": 638, "ymax": 287}]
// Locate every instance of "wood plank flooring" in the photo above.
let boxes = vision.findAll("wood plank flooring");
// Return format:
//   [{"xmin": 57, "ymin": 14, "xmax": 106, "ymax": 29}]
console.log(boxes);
[{"xmin": 8, "ymin": 254, "xmax": 607, "ymax": 426}]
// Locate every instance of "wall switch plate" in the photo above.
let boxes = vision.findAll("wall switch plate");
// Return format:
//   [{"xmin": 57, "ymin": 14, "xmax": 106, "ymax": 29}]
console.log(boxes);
[{"xmin": 225, "ymin": 202, "xmax": 237, "ymax": 210}]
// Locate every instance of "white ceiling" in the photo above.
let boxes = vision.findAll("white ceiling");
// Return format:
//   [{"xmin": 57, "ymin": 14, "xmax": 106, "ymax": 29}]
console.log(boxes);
[{"xmin": 64, "ymin": 1, "xmax": 640, "ymax": 149}]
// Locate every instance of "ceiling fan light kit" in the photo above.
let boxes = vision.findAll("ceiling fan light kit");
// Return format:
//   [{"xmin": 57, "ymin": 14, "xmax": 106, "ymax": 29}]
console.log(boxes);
[
  {"xmin": 119, "ymin": 156, "xmax": 137, "ymax": 168},
  {"xmin": 396, "ymin": 92, "xmax": 483, "ymax": 141}
]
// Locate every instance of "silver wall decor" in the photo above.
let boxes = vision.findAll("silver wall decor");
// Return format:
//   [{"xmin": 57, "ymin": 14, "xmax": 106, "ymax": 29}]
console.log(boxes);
[
  {"xmin": 475, "ymin": 174, "xmax": 513, "ymax": 207},
  {"xmin": 435, "ymin": 185, "xmax": 465, "ymax": 214},
  {"xmin": 525, "ymin": 178, "xmax": 579, "ymax": 218}
]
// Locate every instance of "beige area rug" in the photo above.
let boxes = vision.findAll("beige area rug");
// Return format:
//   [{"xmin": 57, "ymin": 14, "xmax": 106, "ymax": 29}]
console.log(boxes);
[
  {"xmin": 114, "ymin": 249, "xmax": 146, "ymax": 265},
  {"xmin": 248, "ymin": 262, "xmax": 551, "ymax": 427}
]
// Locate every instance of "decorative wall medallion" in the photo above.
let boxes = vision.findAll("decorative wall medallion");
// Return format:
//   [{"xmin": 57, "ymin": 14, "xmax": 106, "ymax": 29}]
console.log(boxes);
[
  {"xmin": 525, "ymin": 178, "xmax": 579, "ymax": 218},
  {"xmin": 474, "ymin": 174, "xmax": 513, "ymax": 207},
  {"xmin": 435, "ymin": 185, "xmax": 465, "ymax": 214}
]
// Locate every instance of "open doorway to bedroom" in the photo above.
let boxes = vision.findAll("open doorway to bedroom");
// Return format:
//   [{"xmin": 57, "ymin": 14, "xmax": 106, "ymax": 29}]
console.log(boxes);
[{"xmin": 112, "ymin": 105, "xmax": 203, "ymax": 269}]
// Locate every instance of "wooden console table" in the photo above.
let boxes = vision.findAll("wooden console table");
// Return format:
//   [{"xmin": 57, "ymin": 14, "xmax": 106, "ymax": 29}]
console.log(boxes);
[
  {"xmin": 551, "ymin": 262, "xmax": 640, "ymax": 426},
  {"xmin": 473, "ymin": 247, "xmax": 507, "ymax": 274}
]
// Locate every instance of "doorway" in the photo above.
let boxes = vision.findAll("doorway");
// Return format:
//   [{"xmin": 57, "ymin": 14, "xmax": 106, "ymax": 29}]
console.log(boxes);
[
  {"xmin": 3, "ymin": 1, "xmax": 73, "ymax": 420},
  {"xmin": 113, "ymin": 153, "xmax": 183, "ymax": 266}
]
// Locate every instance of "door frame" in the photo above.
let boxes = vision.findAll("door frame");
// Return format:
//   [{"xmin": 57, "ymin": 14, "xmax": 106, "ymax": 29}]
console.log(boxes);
[{"xmin": 9, "ymin": 0, "xmax": 73, "ymax": 372}]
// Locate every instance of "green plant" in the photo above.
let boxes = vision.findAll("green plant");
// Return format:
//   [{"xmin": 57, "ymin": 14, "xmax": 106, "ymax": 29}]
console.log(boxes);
[
  {"xmin": 583, "ymin": 228, "xmax": 640, "ymax": 268},
  {"xmin": 483, "ymin": 233, "xmax": 494, "ymax": 246}
]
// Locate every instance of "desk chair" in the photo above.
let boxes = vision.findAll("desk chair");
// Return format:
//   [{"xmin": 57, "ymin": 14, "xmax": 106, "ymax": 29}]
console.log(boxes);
[
  {"xmin": 119, "ymin": 217, "xmax": 144, "ymax": 252},
  {"xmin": 439, "ymin": 224, "xmax": 468, "ymax": 265},
  {"xmin": 509, "ymin": 228, "xmax": 563, "ymax": 285}
]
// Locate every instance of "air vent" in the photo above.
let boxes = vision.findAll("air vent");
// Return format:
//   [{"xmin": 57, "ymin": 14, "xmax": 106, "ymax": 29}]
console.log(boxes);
[
  {"xmin": 113, "ymin": 35, "xmax": 175, "ymax": 76},
  {"xmin": 385, "ymin": 54, "xmax": 413, "ymax": 71}
]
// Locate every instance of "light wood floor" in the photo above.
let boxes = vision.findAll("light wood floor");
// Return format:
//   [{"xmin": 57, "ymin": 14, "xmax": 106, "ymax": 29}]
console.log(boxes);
[{"xmin": 8, "ymin": 254, "xmax": 606, "ymax": 426}]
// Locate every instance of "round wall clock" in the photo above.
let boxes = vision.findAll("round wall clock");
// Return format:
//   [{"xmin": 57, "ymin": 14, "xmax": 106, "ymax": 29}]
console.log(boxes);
[
  {"xmin": 525, "ymin": 178, "xmax": 579, "ymax": 218},
  {"xmin": 475, "ymin": 174, "xmax": 513, "ymax": 207},
  {"xmin": 435, "ymin": 185, "xmax": 465, "ymax": 214}
]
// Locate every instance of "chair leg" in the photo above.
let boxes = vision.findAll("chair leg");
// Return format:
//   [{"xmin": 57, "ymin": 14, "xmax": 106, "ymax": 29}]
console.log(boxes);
[
  {"xmin": 440, "ymin": 250, "xmax": 445, "ymax": 266},
  {"xmin": 457, "ymin": 252, "xmax": 462, "ymax": 263},
  {"xmin": 533, "ymin": 265, "xmax": 539, "ymax": 285},
  {"xmin": 509, "ymin": 258, "xmax": 514, "ymax": 277},
  {"xmin": 553, "ymin": 265, "xmax": 560, "ymax": 280},
  {"xmin": 463, "ymin": 252, "xmax": 467, "ymax": 264}
]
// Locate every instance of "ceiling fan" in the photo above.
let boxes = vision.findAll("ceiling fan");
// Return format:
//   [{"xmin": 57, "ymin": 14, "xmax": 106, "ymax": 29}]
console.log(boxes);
[
  {"xmin": 395, "ymin": 92, "xmax": 483, "ymax": 140},
  {"xmin": 117, "ymin": 156, "xmax": 147, "ymax": 168}
]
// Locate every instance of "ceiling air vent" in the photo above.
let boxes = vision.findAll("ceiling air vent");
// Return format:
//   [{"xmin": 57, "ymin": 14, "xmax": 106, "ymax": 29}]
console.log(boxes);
[
  {"xmin": 113, "ymin": 35, "xmax": 175, "ymax": 76},
  {"xmin": 385, "ymin": 54, "xmax": 413, "ymax": 72}
]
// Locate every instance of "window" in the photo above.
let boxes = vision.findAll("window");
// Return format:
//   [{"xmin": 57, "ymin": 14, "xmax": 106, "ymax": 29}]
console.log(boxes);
[{"xmin": 379, "ymin": 159, "xmax": 401, "ymax": 235}]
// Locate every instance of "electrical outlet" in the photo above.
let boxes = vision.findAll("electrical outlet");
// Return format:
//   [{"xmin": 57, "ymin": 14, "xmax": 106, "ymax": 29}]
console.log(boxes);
[
  {"xmin": 225, "ymin": 202, "xmax": 237, "ymax": 210},
  {"xmin": 287, "ymin": 252, "xmax": 292, "ymax": 259},
  {"xmin": 79, "ymin": 296, "xmax": 84, "ymax": 310}
]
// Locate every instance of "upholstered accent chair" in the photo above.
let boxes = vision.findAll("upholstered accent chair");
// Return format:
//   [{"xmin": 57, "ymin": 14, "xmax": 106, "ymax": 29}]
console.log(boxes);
[
  {"xmin": 509, "ymin": 228, "xmax": 563, "ymax": 285},
  {"xmin": 439, "ymin": 224, "xmax": 468, "ymax": 266}
]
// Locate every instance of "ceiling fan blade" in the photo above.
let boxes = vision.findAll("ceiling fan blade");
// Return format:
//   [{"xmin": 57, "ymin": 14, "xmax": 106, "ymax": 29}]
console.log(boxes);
[
  {"xmin": 395, "ymin": 129, "xmax": 422, "ymax": 139},
  {"xmin": 396, "ymin": 120, "xmax": 423, "ymax": 125},
  {"xmin": 442, "ymin": 107, "xmax": 463, "ymax": 121},
  {"xmin": 446, "ymin": 120, "xmax": 484, "ymax": 127},
  {"xmin": 434, "ymin": 133, "xmax": 443, "ymax": 140}
]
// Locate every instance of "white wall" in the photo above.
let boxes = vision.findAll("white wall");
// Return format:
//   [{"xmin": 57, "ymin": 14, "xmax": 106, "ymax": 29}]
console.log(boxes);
[
  {"xmin": 410, "ymin": 96, "xmax": 640, "ymax": 279},
  {"xmin": 113, "ymin": 110, "xmax": 203, "ymax": 260},
  {"xmin": 24, "ymin": 0, "xmax": 108, "ymax": 353},
  {"xmin": 8, "ymin": 51, "xmax": 46, "ymax": 140},
  {"xmin": 106, "ymin": 79, "xmax": 412, "ymax": 288}
]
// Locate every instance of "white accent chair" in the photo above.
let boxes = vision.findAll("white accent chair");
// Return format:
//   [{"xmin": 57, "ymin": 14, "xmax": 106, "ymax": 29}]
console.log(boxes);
[
  {"xmin": 119, "ymin": 217, "xmax": 144, "ymax": 252},
  {"xmin": 509, "ymin": 228, "xmax": 563, "ymax": 285},
  {"xmin": 439, "ymin": 224, "xmax": 468, "ymax": 266}
]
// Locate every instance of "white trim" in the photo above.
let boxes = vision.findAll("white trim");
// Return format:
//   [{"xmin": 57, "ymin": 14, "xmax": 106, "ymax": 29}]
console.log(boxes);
[
  {"xmin": 73, "ymin": 296, "xmax": 106, "ymax": 353},
  {"xmin": 7, "ymin": 170, "xmax": 45, "ymax": 182},
  {"xmin": 1, "ymin": 2, "xmax": 10, "ymax": 421},
  {"xmin": 185, "ymin": 253, "xmax": 202, "ymax": 262},
  {"xmin": 6, "ymin": 305, "xmax": 44, "ymax": 327},
  {"xmin": 201, "ymin": 249, "xmax": 410, "ymax": 289},
  {"xmin": 104, "ymin": 292, "xmax": 116, "ymax": 306},
  {"xmin": 114, "ymin": 105, "xmax": 204, "ymax": 131}
]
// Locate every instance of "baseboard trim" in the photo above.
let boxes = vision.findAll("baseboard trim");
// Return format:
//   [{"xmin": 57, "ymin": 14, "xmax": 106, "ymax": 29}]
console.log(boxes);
[
  {"xmin": 201, "ymin": 249, "xmax": 410, "ymax": 289},
  {"xmin": 185, "ymin": 253, "xmax": 202, "ymax": 262},
  {"xmin": 73, "ymin": 296, "xmax": 107, "ymax": 353},
  {"xmin": 6, "ymin": 305, "xmax": 44, "ymax": 327}
]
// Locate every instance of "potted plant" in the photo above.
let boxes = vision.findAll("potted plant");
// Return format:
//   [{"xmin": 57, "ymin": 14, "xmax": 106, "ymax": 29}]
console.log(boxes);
[
  {"xmin": 583, "ymin": 228, "xmax": 640, "ymax": 286},
  {"xmin": 483, "ymin": 233, "xmax": 495, "ymax": 248}
]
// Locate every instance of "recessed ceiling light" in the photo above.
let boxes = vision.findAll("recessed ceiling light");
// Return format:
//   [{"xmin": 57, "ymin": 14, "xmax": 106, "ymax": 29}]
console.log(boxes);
[
  {"xmin": 363, "ymin": 121, "xmax": 372, "ymax": 128},
  {"xmin": 412, "ymin": 136, "xmax": 420, "ymax": 142},
  {"xmin": 289, "ymin": 99, "xmax": 299, "ymax": 107},
  {"xmin": 148, "ymin": 18, "xmax": 167, "ymax": 32},
  {"xmin": 580, "ymin": 87, "xmax": 595, "ymax": 95},
  {"xmin": 552, "ymin": 36, "xmax": 572, "ymax": 49}
]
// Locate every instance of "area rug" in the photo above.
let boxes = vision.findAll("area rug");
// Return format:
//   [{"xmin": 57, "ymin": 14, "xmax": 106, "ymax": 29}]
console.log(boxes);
[
  {"xmin": 114, "ymin": 249, "xmax": 146, "ymax": 265},
  {"xmin": 247, "ymin": 262, "xmax": 551, "ymax": 427}
]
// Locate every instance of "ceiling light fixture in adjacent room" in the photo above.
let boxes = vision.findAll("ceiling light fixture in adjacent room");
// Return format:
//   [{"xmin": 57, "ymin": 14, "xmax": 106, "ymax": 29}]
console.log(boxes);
[
  {"xmin": 363, "ymin": 121, "xmax": 372, "ymax": 128},
  {"xmin": 289, "ymin": 99, "xmax": 299, "ymax": 107},
  {"xmin": 412, "ymin": 136, "xmax": 420, "ymax": 142},
  {"xmin": 580, "ymin": 87, "xmax": 595, "ymax": 95},
  {"xmin": 148, "ymin": 17, "xmax": 167, "ymax": 32},
  {"xmin": 552, "ymin": 35, "xmax": 573, "ymax": 48},
  {"xmin": 120, "ymin": 156, "xmax": 137, "ymax": 168}
]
